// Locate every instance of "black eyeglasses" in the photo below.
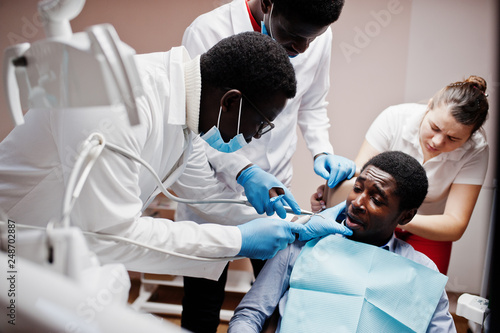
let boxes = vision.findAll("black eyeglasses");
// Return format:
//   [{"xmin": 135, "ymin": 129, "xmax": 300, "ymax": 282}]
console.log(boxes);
[{"xmin": 241, "ymin": 93, "xmax": 275, "ymax": 138}]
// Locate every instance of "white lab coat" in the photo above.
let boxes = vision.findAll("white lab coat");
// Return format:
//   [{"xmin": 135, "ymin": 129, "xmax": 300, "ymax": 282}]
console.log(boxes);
[
  {"xmin": 173, "ymin": 0, "xmax": 334, "ymax": 225},
  {"xmin": 0, "ymin": 47, "xmax": 240, "ymax": 280}
]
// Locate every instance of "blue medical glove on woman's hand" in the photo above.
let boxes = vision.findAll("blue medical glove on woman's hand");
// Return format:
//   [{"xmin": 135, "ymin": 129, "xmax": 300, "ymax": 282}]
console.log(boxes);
[
  {"xmin": 298, "ymin": 201, "xmax": 353, "ymax": 242},
  {"xmin": 314, "ymin": 153, "xmax": 356, "ymax": 188},
  {"xmin": 237, "ymin": 218, "xmax": 304, "ymax": 260},
  {"xmin": 237, "ymin": 164, "xmax": 301, "ymax": 218}
]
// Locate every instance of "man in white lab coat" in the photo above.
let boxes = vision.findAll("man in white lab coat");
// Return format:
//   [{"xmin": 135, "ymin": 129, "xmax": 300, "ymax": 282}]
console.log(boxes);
[
  {"xmin": 0, "ymin": 32, "xmax": 350, "ymax": 280},
  {"xmin": 172, "ymin": 0, "xmax": 356, "ymax": 331}
]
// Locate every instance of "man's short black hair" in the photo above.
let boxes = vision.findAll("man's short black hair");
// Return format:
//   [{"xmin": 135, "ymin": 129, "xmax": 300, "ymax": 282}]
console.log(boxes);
[
  {"xmin": 273, "ymin": 0, "xmax": 345, "ymax": 27},
  {"xmin": 361, "ymin": 151, "xmax": 428, "ymax": 212},
  {"xmin": 200, "ymin": 31, "xmax": 296, "ymax": 101}
]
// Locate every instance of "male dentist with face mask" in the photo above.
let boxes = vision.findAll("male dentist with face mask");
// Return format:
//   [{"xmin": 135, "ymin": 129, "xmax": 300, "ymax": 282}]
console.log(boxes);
[
  {"xmin": 1, "ymin": 33, "xmax": 353, "ymax": 281},
  {"xmin": 201, "ymin": 98, "xmax": 248, "ymax": 153}
]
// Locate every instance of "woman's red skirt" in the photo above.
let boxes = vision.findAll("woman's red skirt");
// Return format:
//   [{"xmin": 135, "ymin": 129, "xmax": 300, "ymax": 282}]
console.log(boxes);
[{"xmin": 395, "ymin": 228, "xmax": 452, "ymax": 275}]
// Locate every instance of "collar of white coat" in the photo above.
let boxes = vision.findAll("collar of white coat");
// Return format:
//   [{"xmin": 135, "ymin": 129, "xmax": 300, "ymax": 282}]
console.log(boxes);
[
  {"xmin": 167, "ymin": 46, "xmax": 201, "ymax": 134},
  {"xmin": 402, "ymin": 104, "xmax": 488, "ymax": 163},
  {"xmin": 232, "ymin": 0, "xmax": 254, "ymax": 34}
]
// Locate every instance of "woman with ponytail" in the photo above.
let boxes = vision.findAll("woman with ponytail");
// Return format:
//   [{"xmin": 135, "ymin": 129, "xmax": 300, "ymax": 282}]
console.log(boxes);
[{"xmin": 313, "ymin": 75, "xmax": 490, "ymax": 274}]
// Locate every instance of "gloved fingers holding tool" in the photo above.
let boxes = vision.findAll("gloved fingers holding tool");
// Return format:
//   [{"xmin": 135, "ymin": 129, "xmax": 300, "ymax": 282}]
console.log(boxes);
[
  {"xmin": 297, "ymin": 201, "xmax": 352, "ymax": 242},
  {"xmin": 237, "ymin": 164, "xmax": 301, "ymax": 219},
  {"xmin": 267, "ymin": 186, "xmax": 300, "ymax": 218},
  {"xmin": 314, "ymin": 153, "xmax": 356, "ymax": 189}
]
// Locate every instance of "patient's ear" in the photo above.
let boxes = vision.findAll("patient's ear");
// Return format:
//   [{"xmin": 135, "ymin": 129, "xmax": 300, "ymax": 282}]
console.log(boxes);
[{"xmin": 398, "ymin": 208, "xmax": 418, "ymax": 226}]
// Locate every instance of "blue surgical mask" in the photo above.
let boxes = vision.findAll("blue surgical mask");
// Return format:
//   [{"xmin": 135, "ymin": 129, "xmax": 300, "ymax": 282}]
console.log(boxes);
[
  {"xmin": 261, "ymin": 20, "xmax": 272, "ymax": 38},
  {"xmin": 201, "ymin": 99, "xmax": 248, "ymax": 153}
]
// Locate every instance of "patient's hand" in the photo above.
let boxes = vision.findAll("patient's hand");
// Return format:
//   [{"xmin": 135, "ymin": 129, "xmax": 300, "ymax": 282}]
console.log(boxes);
[{"xmin": 310, "ymin": 184, "xmax": 326, "ymax": 213}]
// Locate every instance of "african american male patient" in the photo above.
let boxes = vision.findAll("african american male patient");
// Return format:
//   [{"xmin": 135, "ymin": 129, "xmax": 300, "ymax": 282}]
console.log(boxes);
[{"xmin": 228, "ymin": 151, "xmax": 456, "ymax": 333}]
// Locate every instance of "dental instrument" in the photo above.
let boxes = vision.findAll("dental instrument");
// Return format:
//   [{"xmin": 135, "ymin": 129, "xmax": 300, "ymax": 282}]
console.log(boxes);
[
  {"xmin": 104, "ymin": 136, "xmax": 313, "ymax": 215},
  {"xmin": 294, "ymin": 213, "xmax": 322, "ymax": 225}
]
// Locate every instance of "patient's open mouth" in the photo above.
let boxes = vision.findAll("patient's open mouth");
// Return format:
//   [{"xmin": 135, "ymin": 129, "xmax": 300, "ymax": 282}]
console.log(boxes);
[{"xmin": 346, "ymin": 213, "xmax": 364, "ymax": 230}]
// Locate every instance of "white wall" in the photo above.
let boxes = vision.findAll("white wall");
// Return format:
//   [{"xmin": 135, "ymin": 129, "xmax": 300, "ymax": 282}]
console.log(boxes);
[{"xmin": 1, "ymin": 0, "xmax": 497, "ymax": 294}]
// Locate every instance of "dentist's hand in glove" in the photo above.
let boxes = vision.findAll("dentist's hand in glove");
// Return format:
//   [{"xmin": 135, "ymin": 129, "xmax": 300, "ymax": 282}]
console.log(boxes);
[
  {"xmin": 314, "ymin": 153, "xmax": 356, "ymax": 189},
  {"xmin": 298, "ymin": 201, "xmax": 353, "ymax": 242},
  {"xmin": 237, "ymin": 164, "xmax": 301, "ymax": 219},
  {"xmin": 237, "ymin": 218, "xmax": 304, "ymax": 260}
]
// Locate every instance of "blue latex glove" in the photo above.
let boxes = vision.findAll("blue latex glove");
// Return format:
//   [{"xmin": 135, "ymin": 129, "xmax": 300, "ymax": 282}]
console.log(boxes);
[
  {"xmin": 298, "ymin": 201, "xmax": 353, "ymax": 242},
  {"xmin": 237, "ymin": 165, "xmax": 301, "ymax": 218},
  {"xmin": 314, "ymin": 153, "xmax": 356, "ymax": 188},
  {"xmin": 237, "ymin": 218, "xmax": 304, "ymax": 260}
]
